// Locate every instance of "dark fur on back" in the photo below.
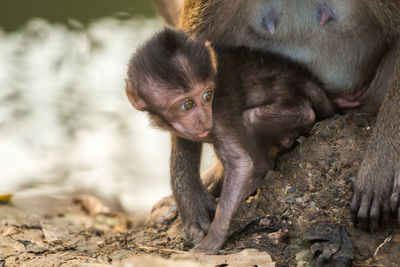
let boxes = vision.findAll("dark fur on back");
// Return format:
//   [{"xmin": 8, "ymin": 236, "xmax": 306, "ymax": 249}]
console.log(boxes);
[{"xmin": 128, "ymin": 27, "xmax": 215, "ymax": 95}]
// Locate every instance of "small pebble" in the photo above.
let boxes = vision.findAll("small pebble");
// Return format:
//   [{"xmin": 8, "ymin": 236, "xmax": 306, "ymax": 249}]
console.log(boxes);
[
  {"xmin": 287, "ymin": 187, "xmax": 296, "ymax": 193},
  {"xmin": 295, "ymin": 197, "xmax": 305, "ymax": 206},
  {"xmin": 259, "ymin": 218, "xmax": 271, "ymax": 226},
  {"xmin": 285, "ymin": 196, "xmax": 296, "ymax": 204},
  {"xmin": 268, "ymin": 229, "xmax": 283, "ymax": 245}
]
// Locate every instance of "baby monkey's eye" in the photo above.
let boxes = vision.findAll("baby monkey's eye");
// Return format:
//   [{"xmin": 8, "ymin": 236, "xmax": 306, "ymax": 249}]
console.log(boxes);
[
  {"xmin": 203, "ymin": 90, "xmax": 213, "ymax": 103},
  {"xmin": 181, "ymin": 99, "xmax": 194, "ymax": 110}
]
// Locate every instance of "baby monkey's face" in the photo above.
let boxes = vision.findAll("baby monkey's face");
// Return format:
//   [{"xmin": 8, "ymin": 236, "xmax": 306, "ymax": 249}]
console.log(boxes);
[
  {"xmin": 155, "ymin": 81, "xmax": 215, "ymax": 141},
  {"xmin": 125, "ymin": 76, "xmax": 215, "ymax": 142}
]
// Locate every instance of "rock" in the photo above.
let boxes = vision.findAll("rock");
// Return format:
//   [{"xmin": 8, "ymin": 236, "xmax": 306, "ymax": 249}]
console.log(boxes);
[
  {"xmin": 295, "ymin": 249, "xmax": 313, "ymax": 266},
  {"xmin": 304, "ymin": 223, "xmax": 354, "ymax": 267}
]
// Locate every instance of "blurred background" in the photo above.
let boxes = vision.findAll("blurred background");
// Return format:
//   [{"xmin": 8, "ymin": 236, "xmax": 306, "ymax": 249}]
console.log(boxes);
[{"xmin": 0, "ymin": 0, "xmax": 176, "ymax": 213}]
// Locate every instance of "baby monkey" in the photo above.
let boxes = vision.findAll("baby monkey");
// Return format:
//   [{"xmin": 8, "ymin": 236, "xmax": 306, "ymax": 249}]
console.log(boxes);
[{"xmin": 125, "ymin": 28, "xmax": 336, "ymax": 252}]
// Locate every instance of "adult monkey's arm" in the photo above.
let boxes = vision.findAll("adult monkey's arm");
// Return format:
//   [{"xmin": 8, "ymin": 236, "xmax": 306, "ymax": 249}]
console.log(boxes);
[
  {"xmin": 152, "ymin": 0, "xmax": 184, "ymax": 26},
  {"xmin": 351, "ymin": 43, "xmax": 400, "ymax": 231},
  {"xmin": 351, "ymin": 1, "xmax": 400, "ymax": 230}
]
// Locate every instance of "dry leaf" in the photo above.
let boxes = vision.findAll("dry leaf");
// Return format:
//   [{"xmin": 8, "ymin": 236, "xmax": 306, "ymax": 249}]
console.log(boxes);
[{"xmin": 73, "ymin": 194, "xmax": 110, "ymax": 215}]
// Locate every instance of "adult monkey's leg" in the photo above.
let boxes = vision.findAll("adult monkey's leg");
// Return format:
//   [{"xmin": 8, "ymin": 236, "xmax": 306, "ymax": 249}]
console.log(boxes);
[
  {"xmin": 152, "ymin": 0, "xmax": 184, "ymax": 26},
  {"xmin": 351, "ymin": 43, "xmax": 400, "ymax": 231}
]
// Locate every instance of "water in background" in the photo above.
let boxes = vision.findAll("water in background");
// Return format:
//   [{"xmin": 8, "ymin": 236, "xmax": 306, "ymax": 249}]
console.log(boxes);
[
  {"xmin": 0, "ymin": 0, "xmax": 156, "ymax": 32},
  {"xmin": 0, "ymin": 3, "xmax": 177, "ymax": 212}
]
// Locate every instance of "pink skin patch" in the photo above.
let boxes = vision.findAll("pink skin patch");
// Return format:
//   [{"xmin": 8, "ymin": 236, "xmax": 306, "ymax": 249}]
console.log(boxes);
[
  {"xmin": 333, "ymin": 98, "xmax": 361, "ymax": 108},
  {"xmin": 197, "ymin": 130, "xmax": 210, "ymax": 138},
  {"xmin": 332, "ymin": 83, "xmax": 368, "ymax": 109},
  {"xmin": 318, "ymin": 5, "xmax": 336, "ymax": 26},
  {"xmin": 319, "ymin": 11, "xmax": 331, "ymax": 26}
]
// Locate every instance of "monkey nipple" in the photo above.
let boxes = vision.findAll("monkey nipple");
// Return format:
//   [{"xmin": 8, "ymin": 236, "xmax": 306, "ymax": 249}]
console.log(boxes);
[
  {"xmin": 318, "ymin": 5, "xmax": 336, "ymax": 26},
  {"xmin": 263, "ymin": 9, "xmax": 276, "ymax": 35}
]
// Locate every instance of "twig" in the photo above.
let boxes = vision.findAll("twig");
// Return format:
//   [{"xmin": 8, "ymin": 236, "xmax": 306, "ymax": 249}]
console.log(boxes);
[
  {"xmin": 373, "ymin": 235, "xmax": 392, "ymax": 258},
  {"xmin": 135, "ymin": 244, "xmax": 187, "ymax": 255}
]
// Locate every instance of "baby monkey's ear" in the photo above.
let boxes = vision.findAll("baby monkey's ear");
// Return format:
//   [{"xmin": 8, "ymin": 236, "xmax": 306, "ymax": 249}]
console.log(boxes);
[
  {"xmin": 125, "ymin": 79, "xmax": 147, "ymax": 111},
  {"xmin": 205, "ymin": 41, "xmax": 218, "ymax": 72}
]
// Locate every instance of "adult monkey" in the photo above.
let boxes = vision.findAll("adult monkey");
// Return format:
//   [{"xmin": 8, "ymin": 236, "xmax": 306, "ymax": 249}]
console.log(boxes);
[{"xmin": 153, "ymin": 0, "xmax": 400, "ymax": 241}]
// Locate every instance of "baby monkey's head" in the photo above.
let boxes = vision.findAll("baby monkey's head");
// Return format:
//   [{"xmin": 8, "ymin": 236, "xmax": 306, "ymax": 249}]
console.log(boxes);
[{"xmin": 126, "ymin": 27, "xmax": 217, "ymax": 141}]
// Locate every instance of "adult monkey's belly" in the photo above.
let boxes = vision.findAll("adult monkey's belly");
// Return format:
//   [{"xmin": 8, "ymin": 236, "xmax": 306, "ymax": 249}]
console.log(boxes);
[{"xmin": 180, "ymin": 0, "xmax": 398, "ymax": 114}]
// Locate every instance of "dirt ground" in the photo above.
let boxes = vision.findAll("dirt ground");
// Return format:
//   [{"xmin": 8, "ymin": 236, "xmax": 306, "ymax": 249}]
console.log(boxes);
[{"xmin": 1, "ymin": 114, "xmax": 399, "ymax": 267}]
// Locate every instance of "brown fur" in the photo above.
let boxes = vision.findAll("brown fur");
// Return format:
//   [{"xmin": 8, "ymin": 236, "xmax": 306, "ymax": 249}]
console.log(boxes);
[
  {"xmin": 153, "ymin": 0, "xmax": 400, "ymax": 242},
  {"xmin": 152, "ymin": 0, "xmax": 184, "ymax": 26}
]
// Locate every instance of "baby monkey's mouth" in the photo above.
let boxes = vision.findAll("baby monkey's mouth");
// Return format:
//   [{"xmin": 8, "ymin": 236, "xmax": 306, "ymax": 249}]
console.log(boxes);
[
  {"xmin": 197, "ymin": 130, "xmax": 211, "ymax": 138},
  {"xmin": 176, "ymin": 127, "xmax": 212, "ymax": 141}
]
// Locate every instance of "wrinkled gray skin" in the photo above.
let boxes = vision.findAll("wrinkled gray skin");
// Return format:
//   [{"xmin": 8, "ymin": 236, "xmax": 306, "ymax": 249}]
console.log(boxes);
[{"xmin": 153, "ymin": 0, "xmax": 400, "ymax": 252}]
